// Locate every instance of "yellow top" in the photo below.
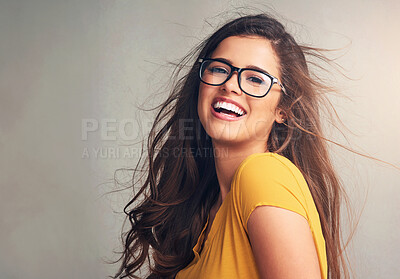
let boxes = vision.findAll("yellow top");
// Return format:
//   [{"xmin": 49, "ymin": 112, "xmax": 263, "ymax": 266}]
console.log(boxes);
[{"xmin": 175, "ymin": 152, "xmax": 327, "ymax": 279}]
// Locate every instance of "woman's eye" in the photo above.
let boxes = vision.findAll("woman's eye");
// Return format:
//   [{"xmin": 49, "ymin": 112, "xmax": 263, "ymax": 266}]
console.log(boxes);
[
  {"xmin": 247, "ymin": 76, "xmax": 265, "ymax": 85},
  {"xmin": 209, "ymin": 67, "xmax": 228, "ymax": 74}
]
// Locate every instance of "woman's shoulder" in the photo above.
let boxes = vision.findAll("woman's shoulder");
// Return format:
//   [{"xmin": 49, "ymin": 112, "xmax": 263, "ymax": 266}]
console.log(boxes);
[
  {"xmin": 234, "ymin": 152, "xmax": 305, "ymax": 185},
  {"xmin": 231, "ymin": 152, "xmax": 311, "ymax": 223}
]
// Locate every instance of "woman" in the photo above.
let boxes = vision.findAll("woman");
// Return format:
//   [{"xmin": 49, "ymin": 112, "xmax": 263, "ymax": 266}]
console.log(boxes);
[{"xmin": 114, "ymin": 14, "xmax": 349, "ymax": 279}]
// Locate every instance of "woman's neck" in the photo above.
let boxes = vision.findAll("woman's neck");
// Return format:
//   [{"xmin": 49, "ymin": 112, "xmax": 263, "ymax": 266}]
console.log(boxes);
[{"xmin": 212, "ymin": 140, "xmax": 268, "ymax": 206}]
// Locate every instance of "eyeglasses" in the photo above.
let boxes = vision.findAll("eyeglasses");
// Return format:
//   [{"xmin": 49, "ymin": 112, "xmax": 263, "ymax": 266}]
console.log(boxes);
[{"xmin": 198, "ymin": 58, "xmax": 286, "ymax": 98}]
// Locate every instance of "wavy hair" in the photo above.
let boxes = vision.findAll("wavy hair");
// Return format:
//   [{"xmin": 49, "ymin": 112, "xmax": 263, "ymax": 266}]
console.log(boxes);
[{"xmin": 113, "ymin": 14, "xmax": 351, "ymax": 279}]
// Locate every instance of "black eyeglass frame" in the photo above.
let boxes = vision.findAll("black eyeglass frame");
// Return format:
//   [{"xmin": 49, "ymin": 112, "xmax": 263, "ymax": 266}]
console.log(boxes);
[{"xmin": 198, "ymin": 58, "xmax": 287, "ymax": 98}]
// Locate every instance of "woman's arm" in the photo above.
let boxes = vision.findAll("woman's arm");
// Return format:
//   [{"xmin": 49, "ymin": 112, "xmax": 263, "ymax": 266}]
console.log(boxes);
[{"xmin": 247, "ymin": 206, "xmax": 322, "ymax": 279}]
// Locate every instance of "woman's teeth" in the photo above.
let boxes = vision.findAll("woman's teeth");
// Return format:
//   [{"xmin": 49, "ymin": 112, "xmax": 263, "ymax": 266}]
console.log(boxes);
[{"xmin": 213, "ymin": 101, "xmax": 245, "ymax": 116}]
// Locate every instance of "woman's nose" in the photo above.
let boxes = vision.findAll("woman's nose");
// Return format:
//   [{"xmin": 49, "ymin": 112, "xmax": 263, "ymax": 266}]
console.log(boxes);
[{"xmin": 220, "ymin": 72, "xmax": 242, "ymax": 95}]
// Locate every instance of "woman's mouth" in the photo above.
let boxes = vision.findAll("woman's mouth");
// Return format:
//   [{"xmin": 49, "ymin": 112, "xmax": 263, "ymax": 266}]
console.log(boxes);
[{"xmin": 210, "ymin": 98, "xmax": 247, "ymax": 121}]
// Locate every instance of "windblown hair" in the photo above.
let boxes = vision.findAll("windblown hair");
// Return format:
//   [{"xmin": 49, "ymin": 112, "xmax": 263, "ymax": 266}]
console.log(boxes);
[{"xmin": 113, "ymin": 14, "xmax": 350, "ymax": 279}]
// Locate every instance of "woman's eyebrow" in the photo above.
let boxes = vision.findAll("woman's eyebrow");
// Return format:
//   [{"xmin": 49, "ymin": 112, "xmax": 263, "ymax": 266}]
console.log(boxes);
[{"xmin": 213, "ymin": 57, "xmax": 270, "ymax": 74}]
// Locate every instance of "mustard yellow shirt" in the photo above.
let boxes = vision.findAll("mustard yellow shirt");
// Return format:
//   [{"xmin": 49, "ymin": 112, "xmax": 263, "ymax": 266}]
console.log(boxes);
[{"xmin": 175, "ymin": 152, "xmax": 327, "ymax": 279}]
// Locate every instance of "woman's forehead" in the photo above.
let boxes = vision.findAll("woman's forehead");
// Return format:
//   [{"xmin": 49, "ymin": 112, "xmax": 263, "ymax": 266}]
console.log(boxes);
[{"xmin": 211, "ymin": 36, "xmax": 281, "ymax": 77}]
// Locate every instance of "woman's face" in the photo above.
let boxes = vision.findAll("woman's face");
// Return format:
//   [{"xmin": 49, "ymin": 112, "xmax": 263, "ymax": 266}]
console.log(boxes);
[{"xmin": 198, "ymin": 35, "xmax": 285, "ymax": 148}]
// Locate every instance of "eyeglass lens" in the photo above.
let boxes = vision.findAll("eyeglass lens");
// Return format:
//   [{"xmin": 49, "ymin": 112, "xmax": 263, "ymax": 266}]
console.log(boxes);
[{"xmin": 200, "ymin": 60, "xmax": 272, "ymax": 97}]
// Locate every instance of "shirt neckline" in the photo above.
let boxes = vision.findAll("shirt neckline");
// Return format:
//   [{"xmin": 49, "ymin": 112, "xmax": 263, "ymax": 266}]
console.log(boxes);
[{"xmin": 193, "ymin": 189, "xmax": 233, "ymax": 258}]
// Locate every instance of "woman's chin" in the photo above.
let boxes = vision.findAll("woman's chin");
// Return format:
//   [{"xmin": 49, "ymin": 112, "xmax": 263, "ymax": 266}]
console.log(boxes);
[
  {"xmin": 208, "ymin": 130, "xmax": 270, "ymax": 151},
  {"xmin": 209, "ymin": 133, "xmax": 247, "ymax": 147}
]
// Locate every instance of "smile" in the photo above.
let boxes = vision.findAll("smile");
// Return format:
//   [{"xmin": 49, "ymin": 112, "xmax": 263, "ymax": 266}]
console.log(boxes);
[{"xmin": 211, "ymin": 97, "xmax": 247, "ymax": 121}]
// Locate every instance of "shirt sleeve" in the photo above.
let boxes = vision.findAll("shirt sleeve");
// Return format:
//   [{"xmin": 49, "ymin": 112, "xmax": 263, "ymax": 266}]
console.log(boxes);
[{"xmin": 232, "ymin": 153, "xmax": 310, "ymax": 233}]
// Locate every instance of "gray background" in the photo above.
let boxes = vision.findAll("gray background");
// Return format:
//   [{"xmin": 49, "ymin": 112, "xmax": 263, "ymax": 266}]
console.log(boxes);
[{"xmin": 1, "ymin": 0, "xmax": 399, "ymax": 278}]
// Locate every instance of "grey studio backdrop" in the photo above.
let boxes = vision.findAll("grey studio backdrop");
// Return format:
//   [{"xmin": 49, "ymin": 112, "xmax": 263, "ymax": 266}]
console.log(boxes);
[{"xmin": 0, "ymin": 0, "xmax": 399, "ymax": 278}]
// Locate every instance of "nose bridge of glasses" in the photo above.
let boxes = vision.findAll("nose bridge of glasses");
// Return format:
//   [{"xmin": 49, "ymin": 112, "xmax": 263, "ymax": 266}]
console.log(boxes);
[{"xmin": 224, "ymin": 67, "xmax": 242, "ymax": 90}]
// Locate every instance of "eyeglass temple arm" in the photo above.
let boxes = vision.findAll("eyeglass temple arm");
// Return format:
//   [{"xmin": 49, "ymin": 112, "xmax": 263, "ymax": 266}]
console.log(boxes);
[{"xmin": 274, "ymin": 78, "xmax": 287, "ymax": 95}]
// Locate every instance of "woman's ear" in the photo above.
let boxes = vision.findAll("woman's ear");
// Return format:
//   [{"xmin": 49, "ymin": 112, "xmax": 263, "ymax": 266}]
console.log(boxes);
[{"xmin": 274, "ymin": 108, "xmax": 287, "ymax": 124}]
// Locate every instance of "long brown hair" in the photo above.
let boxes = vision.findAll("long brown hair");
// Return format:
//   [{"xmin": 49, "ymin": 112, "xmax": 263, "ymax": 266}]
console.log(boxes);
[{"xmin": 113, "ymin": 14, "xmax": 351, "ymax": 279}]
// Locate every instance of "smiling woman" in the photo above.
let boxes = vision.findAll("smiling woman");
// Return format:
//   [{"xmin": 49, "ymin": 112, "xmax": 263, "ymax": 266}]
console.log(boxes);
[
  {"xmin": 198, "ymin": 36, "xmax": 285, "ymax": 147},
  {"xmin": 114, "ymin": 14, "xmax": 350, "ymax": 279}
]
